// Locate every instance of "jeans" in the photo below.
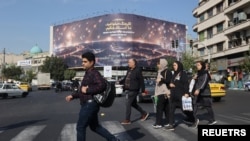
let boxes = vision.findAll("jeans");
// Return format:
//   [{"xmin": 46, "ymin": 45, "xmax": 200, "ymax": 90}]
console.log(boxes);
[
  {"xmin": 125, "ymin": 90, "xmax": 147, "ymax": 120},
  {"xmin": 76, "ymin": 101, "xmax": 116, "ymax": 141}
]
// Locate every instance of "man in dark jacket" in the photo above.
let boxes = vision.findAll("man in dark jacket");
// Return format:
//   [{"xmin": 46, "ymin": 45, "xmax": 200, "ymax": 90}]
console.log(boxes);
[
  {"xmin": 119, "ymin": 58, "xmax": 149, "ymax": 125},
  {"xmin": 65, "ymin": 52, "xmax": 119, "ymax": 141}
]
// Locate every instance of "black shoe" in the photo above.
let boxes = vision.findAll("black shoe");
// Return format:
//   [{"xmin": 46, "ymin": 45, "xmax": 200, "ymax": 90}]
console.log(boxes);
[
  {"xmin": 183, "ymin": 118, "xmax": 193, "ymax": 125},
  {"xmin": 163, "ymin": 124, "xmax": 175, "ymax": 131}
]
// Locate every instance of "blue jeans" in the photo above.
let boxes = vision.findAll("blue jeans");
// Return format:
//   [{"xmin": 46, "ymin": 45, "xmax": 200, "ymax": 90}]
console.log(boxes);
[{"xmin": 76, "ymin": 101, "xmax": 116, "ymax": 141}]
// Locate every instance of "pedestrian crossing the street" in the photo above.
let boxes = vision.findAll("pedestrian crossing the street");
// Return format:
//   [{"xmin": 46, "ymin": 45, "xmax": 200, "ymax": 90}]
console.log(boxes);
[{"xmin": 1, "ymin": 113, "xmax": 250, "ymax": 141}]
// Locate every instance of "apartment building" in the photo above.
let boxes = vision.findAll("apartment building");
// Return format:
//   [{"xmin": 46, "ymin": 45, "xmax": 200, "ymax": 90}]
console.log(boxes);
[{"xmin": 192, "ymin": 0, "xmax": 250, "ymax": 74}]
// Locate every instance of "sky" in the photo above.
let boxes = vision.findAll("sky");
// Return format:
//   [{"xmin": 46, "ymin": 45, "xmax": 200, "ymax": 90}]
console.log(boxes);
[{"xmin": 0, "ymin": 0, "xmax": 198, "ymax": 54}]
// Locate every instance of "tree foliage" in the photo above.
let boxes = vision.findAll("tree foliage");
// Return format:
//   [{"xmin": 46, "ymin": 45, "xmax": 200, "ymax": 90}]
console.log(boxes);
[
  {"xmin": 2, "ymin": 65, "xmax": 23, "ymax": 80},
  {"xmin": 39, "ymin": 56, "xmax": 68, "ymax": 81},
  {"xmin": 64, "ymin": 69, "xmax": 76, "ymax": 80},
  {"xmin": 24, "ymin": 69, "xmax": 36, "ymax": 83},
  {"xmin": 181, "ymin": 52, "xmax": 196, "ymax": 73},
  {"xmin": 240, "ymin": 49, "xmax": 250, "ymax": 73}
]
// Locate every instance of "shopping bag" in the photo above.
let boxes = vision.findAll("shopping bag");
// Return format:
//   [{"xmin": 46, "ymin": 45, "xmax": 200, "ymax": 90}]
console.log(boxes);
[{"xmin": 182, "ymin": 96, "xmax": 193, "ymax": 111}]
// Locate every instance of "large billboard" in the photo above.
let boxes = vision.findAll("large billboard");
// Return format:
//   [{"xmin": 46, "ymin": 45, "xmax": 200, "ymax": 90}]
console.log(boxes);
[{"xmin": 51, "ymin": 13, "xmax": 186, "ymax": 68}]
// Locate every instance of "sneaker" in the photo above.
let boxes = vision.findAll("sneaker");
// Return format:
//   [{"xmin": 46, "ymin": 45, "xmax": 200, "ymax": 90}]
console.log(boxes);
[
  {"xmin": 163, "ymin": 124, "xmax": 175, "ymax": 131},
  {"xmin": 164, "ymin": 124, "xmax": 170, "ymax": 127},
  {"xmin": 140, "ymin": 113, "xmax": 149, "ymax": 121},
  {"xmin": 152, "ymin": 124, "xmax": 162, "ymax": 129},
  {"xmin": 121, "ymin": 120, "xmax": 131, "ymax": 125},
  {"xmin": 191, "ymin": 119, "xmax": 199, "ymax": 128},
  {"xmin": 208, "ymin": 120, "xmax": 217, "ymax": 125}
]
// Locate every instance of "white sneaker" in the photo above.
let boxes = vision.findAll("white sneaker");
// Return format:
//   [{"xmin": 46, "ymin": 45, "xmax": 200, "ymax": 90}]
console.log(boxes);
[
  {"xmin": 208, "ymin": 120, "xmax": 217, "ymax": 125},
  {"xmin": 152, "ymin": 124, "xmax": 162, "ymax": 129},
  {"xmin": 164, "ymin": 124, "xmax": 170, "ymax": 127}
]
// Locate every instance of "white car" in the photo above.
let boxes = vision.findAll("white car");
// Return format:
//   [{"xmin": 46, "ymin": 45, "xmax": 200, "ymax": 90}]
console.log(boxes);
[{"xmin": 0, "ymin": 83, "xmax": 29, "ymax": 99}]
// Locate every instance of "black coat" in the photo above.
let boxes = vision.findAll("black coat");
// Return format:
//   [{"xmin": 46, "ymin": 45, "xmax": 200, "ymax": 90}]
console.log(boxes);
[
  {"xmin": 120, "ymin": 67, "xmax": 145, "ymax": 92},
  {"xmin": 170, "ymin": 70, "xmax": 189, "ymax": 102}
]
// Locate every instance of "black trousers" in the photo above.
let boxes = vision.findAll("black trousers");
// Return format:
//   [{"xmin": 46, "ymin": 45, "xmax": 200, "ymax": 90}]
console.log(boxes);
[
  {"xmin": 125, "ymin": 90, "xmax": 147, "ymax": 120},
  {"xmin": 155, "ymin": 94, "xmax": 170, "ymax": 125}
]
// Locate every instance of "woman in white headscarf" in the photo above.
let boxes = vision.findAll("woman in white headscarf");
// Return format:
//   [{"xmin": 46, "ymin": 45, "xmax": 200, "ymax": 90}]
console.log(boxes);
[{"xmin": 152, "ymin": 59, "xmax": 172, "ymax": 129}]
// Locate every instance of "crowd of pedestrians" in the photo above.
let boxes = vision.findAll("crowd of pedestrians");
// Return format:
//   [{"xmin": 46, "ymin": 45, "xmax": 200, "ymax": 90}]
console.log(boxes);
[{"xmin": 65, "ymin": 51, "xmax": 217, "ymax": 141}]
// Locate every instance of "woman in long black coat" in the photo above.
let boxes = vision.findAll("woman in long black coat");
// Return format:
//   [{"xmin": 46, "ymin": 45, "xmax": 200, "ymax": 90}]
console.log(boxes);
[{"xmin": 164, "ymin": 61, "xmax": 191, "ymax": 131}]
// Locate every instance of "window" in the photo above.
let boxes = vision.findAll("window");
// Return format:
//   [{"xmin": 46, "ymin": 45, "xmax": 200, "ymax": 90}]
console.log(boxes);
[
  {"xmin": 207, "ymin": 28, "xmax": 213, "ymax": 39},
  {"xmin": 199, "ymin": 48, "xmax": 205, "ymax": 56},
  {"xmin": 199, "ymin": 13, "xmax": 205, "ymax": 22},
  {"xmin": 217, "ymin": 43, "xmax": 223, "ymax": 52},
  {"xmin": 216, "ymin": 2, "xmax": 223, "ymax": 13},
  {"xmin": 207, "ymin": 45, "xmax": 213, "ymax": 54},
  {"xmin": 199, "ymin": 31, "xmax": 205, "ymax": 41},
  {"xmin": 216, "ymin": 23, "xmax": 223, "ymax": 33},
  {"xmin": 207, "ymin": 8, "xmax": 213, "ymax": 18}
]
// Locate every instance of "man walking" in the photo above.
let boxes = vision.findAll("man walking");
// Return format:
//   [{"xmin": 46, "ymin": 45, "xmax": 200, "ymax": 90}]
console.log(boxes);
[
  {"xmin": 65, "ymin": 52, "xmax": 119, "ymax": 141},
  {"xmin": 119, "ymin": 58, "xmax": 149, "ymax": 124}
]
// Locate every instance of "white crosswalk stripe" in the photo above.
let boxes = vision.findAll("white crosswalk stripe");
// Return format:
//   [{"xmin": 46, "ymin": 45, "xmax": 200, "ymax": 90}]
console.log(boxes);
[
  {"xmin": 138, "ymin": 119, "xmax": 194, "ymax": 141},
  {"xmin": 58, "ymin": 123, "xmax": 77, "ymax": 141},
  {"xmin": 2, "ymin": 116, "xmax": 248, "ymax": 141},
  {"xmin": 10, "ymin": 125, "xmax": 46, "ymax": 141},
  {"xmin": 101, "ymin": 121, "xmax": 133, "ymax": 141}
]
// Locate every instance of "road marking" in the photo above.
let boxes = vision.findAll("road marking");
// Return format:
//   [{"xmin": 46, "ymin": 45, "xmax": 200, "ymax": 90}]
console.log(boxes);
[
  {"xmin": 101, "ymin": 121, "xmax": 133, "ymax": 141},
  {"xmin": 10, "ymin": 125, "xmax": 46, "ymax": 141},
  {"xmin": 217, "ymin": 114, "xmax": 250, "ymax": 123},
  {"xmin": 138, "ymin": 119, "xmax": 187, "ymax": 141},
  {"xmin": 59, "ymin": 123, "xmax": 76, "ymax": 141}
]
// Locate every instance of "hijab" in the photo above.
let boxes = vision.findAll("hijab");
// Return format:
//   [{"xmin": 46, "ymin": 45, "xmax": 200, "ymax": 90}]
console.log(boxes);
[
  {"xmin": 197, "ymin": 61, "xmax": 211, "ymax": 80},
  {"xmin": 173, "ymin": 61, "xmax": 183, "ymax": 78},
  {"xmin": 158, "ymin": 59, "xmax": 168, "ymax": 72}
]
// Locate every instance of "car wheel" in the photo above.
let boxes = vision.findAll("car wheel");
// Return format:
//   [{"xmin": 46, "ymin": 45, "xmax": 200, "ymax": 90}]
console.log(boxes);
[
  {"xmin": 3, "ymin": 93, "xmax": 8, "ymax": 99},
  {"xmin": 213, "ymin": 97, "xmax": 221, "ymax": 102},
  {"xmin": 22, "ymin": 93, "xmax": 28, "ymax": 97},
  {"xmin": 136, "ymin": 95, "xmax": 142, "ymax": 103}
]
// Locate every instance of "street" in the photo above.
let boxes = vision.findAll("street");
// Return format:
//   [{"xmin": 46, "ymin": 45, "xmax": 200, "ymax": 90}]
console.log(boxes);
[{"xmin": 0, "ymin": 88, "xmax": 250, "ymax": 141}]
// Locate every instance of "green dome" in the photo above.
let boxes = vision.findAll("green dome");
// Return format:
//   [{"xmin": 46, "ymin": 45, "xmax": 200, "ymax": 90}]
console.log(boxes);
[{"xmin": 30, "ymin": 44, "xmax": 43, "ymax": 54}]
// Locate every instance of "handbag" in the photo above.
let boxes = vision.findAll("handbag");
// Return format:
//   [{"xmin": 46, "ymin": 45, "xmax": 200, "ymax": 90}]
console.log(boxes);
[{"xmin": 182, "ymin": 96, "xmax": 193, "ymax": 111}]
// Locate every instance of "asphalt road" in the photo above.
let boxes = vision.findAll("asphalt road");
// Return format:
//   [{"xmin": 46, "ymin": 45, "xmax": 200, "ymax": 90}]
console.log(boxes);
[{"xmin": 0, "ymin": 88, "xmax": 250, "ymax": 141}]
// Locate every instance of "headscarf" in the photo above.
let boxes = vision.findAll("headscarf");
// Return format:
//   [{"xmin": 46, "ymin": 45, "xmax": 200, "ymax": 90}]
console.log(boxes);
[
  {"xmin": 197, "ymin": 61, "xmax": 211, "ymax": 80},
  {"xmin": 173, "ymin": 61, "xmax": 183, "ymax": 78},
  {"xmin": 158, "ymin": 59, "xmax": 168, "ymax": 72}
]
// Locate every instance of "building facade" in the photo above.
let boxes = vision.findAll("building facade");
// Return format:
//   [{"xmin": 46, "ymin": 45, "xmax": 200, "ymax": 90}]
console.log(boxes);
[{"xmin": 192, "ymin": 0, "xmax": 250, "ymax": 88}]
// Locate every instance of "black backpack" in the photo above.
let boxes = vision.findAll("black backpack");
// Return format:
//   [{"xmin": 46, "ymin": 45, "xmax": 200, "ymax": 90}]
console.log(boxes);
[{"xmin": 93, "ymin": 79, "xmax": 116, "ymax": 108}]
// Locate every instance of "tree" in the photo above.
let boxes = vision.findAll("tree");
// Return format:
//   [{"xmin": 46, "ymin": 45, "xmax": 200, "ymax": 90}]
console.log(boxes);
[
  {"xmin": 181, "ymin": 52, "xmax": 196, "ymax": 74},
  {"xmin": 2, "ymin": 65, "xmax": 23, "ymax": 80},
  {"xmin": 39, "ymin": 56, "xmax": 68, "ymax": 81},
  {"xmin": 24, "ymin": 69, "xmax": 36, "ymax": 83},
  {"xmin": 240, "ymin": 48, "xmax": 250, "ymax": 73},
  {"xmin": 64, "ymin": 69, "xmax": 76, "ymax": 80}
]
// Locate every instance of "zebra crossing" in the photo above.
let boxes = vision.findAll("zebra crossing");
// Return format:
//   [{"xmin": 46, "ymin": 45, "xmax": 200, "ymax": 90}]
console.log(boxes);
[{"xmin": 1, "ymin": 113, "xmax": 250, "ymax": 141}]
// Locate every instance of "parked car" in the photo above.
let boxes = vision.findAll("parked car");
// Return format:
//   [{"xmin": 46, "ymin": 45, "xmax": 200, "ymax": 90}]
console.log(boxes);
[
  {"xmin": 136, "ymin": 80, "xmax": 156, "ymax": 103},
  {"xmin": 0, "ymin": 83, "xmax": 29, "ymax": 99},
  {"xmin": 17, "ymin": 82, "xmax": 32, "ymax": 92}
]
